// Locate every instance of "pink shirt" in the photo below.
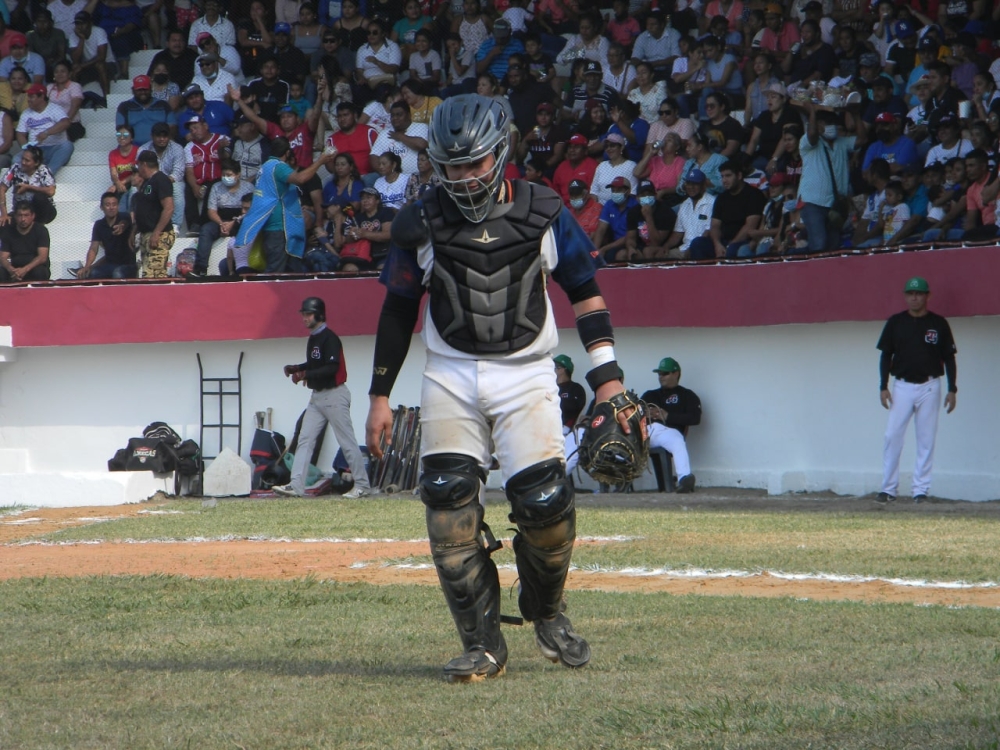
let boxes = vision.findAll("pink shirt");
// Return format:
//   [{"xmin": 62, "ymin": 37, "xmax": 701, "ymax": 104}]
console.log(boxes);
[
  {"xmin": 759, "ymin": 21, "xmax": 800, "ymax": 54},
  {"xmin": 648, "ymin": 154, "xmax": 686, "ymax": 193},
  {"xmin": 967, "ymin": 177, "xmax": 997, "ymax": 226}
]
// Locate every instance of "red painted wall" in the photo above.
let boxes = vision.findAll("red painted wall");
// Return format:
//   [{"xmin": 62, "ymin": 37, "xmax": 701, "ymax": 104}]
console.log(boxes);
[{"xmin": 0, "ymin": 247, "xmax": 995, "ymax": 348}]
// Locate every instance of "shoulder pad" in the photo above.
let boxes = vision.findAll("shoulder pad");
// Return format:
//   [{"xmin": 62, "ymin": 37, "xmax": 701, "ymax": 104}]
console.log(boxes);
[{"xmin": 390, "ymin": 202, "xmax": 430, "ymax": 249}]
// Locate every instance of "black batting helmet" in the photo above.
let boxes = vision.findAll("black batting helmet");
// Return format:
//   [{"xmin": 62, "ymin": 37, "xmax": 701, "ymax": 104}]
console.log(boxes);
[{"xmin": 299, "ymin": 297, "xmax": 326, "ymax": 321}]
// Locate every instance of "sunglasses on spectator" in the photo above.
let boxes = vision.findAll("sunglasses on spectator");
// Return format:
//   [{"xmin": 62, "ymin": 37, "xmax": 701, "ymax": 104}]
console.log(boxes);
[
  {"xmin": 659, "ymin": 109, "xmax": 673, "ymax": 115},
  {"xmin": 115, "ymin": 131, "xmax": 130, "ymax": 137}
]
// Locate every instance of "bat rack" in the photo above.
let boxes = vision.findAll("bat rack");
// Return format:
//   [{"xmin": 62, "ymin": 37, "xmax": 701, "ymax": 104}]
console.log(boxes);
[{"xmin": 197, "ymin": 351, "xmax": 244, "ymax": 464}]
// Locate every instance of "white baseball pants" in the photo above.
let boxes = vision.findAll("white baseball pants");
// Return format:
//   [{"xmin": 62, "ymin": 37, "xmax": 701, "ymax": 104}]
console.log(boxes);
[
  {"xmin": 648, "ymin": 423, "xmax": 691, "ymax": 477},
  {"xmin": 289, "ymin": 384, "xmax": 370, "ymax": 495},
  {"xmin": 881, "ymin": 377, "xmax": 941, "ymax": 497}
]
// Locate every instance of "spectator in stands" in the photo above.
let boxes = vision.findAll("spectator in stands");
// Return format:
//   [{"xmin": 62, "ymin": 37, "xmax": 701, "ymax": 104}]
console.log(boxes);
[
  {"xmin": 332, "ymin": 185, "xmax": 394, "ymax": 273},
  {"xmin": 884, "ymin": 19, "xmax": 918, "ymax": 83},
  {"xmin": 149, "ymin": 61, "xmax": 182, "ymax": 111},
  {"xmin": 234, "ymin": 91, "xmax": 320, "ymax": 170},
  {"xmin": 863, "ymin": 112, "xmax": 920, "ymax": 177},
  {"xmin": 590, "ymin": 133, "xmax": 637, "ymax": 204},
  {"xmin": 47, "ymin": 60, "xmax": 85, "ymax": 142},
  {"xmin": 606, "ymin": 100, "xmax": 649, "ymax": 164},
  {"xmin": 195, "ymin": 32, "xmax": 241, "ymax": 79},
  {"xmin": 235, "ymin": 137, "xmax": 335, "ymax": 273},
  {"xmin": 399, "ymin": 79, "xmax": 441, "ymax": 126},
  {"xmin": 183, "ymin": 113, "xmax": 229, "ymax": 236},
  {"xmin": 678, "ymin": 130, "xmax": 726, "ymax": 195},
  {"xmin": 15, "ymin": 84, "xmax": 73, "ymax": 175},
  {"xmin": 500, "ymin": 57, "xmax": 552, "ymax": 134},
  {"xmin": 602, "ymin": 43, "xmax": 635, "ymax": 99},
  {"xmin": 641, "ymin": 357, "xmax": 701, "ymax": 494},
  {"xmin": 627, "ymin": 63, "xmax": 668, "ymax": 126},
  {"xmin": 698, "ymin": 92, "xmax": 743, "ymax": 159},
  {"xmin": 117, "ymin": 74, "xmax": 175, "ymax": 144},
  {"xmin": 222, "ymin": 192, "xmax": 256, "ymax": 275},
  {"xmin": 188, "ymin": 158, "xmax": 253, "ymax": 277},
  {"xmin": 663, "ymin": 168, "xmax": 716, "ymax": 259},
  {"xmin": 0, "ymin": 15, "xmax": 19, "ymax": 57},
  {"xmin": 440, "ymin": 32, "xmax": 476, "ymax": 99},
  {"xmin": 566, "ymin": 178, "xmax": 601, "ymax": 241},
  {"xmin": 95, "ymin": 0, "xmax": 143, "ymax": 81},
  {"xmin": 187, "ymin": 0, "xmax": 235, "ymax": 48},
  {"xmin": 647, "ymin": 97, "xmax": 696, "ymax": 147},
  {"xmin": 853, "ymin": 158, "xmax": 892, "ymax": 247},
  {"xmin": 358, "ymin": 82, "xmax": 400, "ymax": 135},
  {"xmin": 593, "ymin": 176, "xmax": 638, "ymax": 262},
  {"xmin": 744, "ymin": 51, "xmax": 780, "ymax": 123},
  {"xmin": 0, "ymin": 145, "xmax": 56, "ymax": 224},
  {"xmin": 131, "ymin": 149, "xmax": 174, "ymax": 277},
  {"xmin": 0, "ymin": 202, "xmax": 50, "ymax": 282},
  {"xmin": 945, "ymin": 32, "xmax": 978, "ymax": 100},
  {"xmin": 695, "ymin": 35, "xmax": 743, "ymax": 118},
  {"xmin": 177, "ymin": 83, "xmax": 233, "ymax": 141},
  {"xmin": 566, "ymin": 61, "xmax": 618, "ymax": 122},
  {"xmin": 139, "ymin": 121, "xmax": 185, "ymax": 228},
  {"xmin": 0, "ymin": 33, "xmax": 44, "ymax": 84},
  {"xmin": 925, "ymin": 112, "xmax": 972, "ymax": 166},
  {"xmin": 236, "ymin": 0, "xmax": 274, "ymax": 73},
  {"xmin": 227, "ymin": 114, "xmax": 265, "ymax": 185},
  {"xmin": 922, "ymin": 156, "xmax": 969, "ymax": 242},
  {"xmin": 625, "ymin": 179, "xmax": 674, "ymax": 261},
  {"xmin": 780, "ymin": 19, "xmax": 835, "ymax": 86},
  {"xmin": 354, "ymin": 18, "xmax": 401, "ymax": 97},
  {"xmin": 925, "ymin": 61, "xmax": 963, "ymax": 120},
  {"xmin": 634, "ymin": 133, "xmax": 686, "ymax": 198},
  {"xmin": 749, "ymin": 171, "xmax": 791, "ymax": 255},
  {"xmin": 0, "ymin": 108, "xmax": 13, "ymax": 168},
  {"xmin": 711, "ymin": 159, "xmax": 767, "ymax": 258},
  {"xmin": 887, "ymin": 165, "xmax": 930, "ymax": 246},
  {"xmin": 552, "ymin": 133, "xmax": 597, "ymax": 207},
  {"xmin": 772, "ymin": 122, "xmax": 803, "ymax": 186},
  {"xmin": 69, "ymin": 11, "xmax": 113, "ymax": 100},
  {"xmin": 322, "ymin": 152, "xmax": 363, "ymax": 211},
  {"xmin": 630, "ymin": 12, "xmax": 681, "ymax": 81},
  {"xmin": 324, "ymin": 102, "xmax": 375, "ymax": 181},
  {"xmin": 475, "ymin": 18, "xmax": 522, "ymax": 81},
  {"xmin": 798, "ymin": 100, "xmax": 862, "ymax": 253},
  {"xmin": 556, "ymin": 10, "xmax": 608, "ymax": 69},
  {"xmin": 270, "ymin": 22, "xmax": 311, "ymax": 89},
  {"xmin": 832, "ymin": 26, "xmax": 865, "ymax": 81},
  {"xmin": 148, "ymin": 29, "xmax": 197, "ymax": 90},
  {"xmin": 243, "ymin": 56, "xmax": 289, "ymax": 123},
  {"xmin": 391, "ymin": 0, "xmax": 432, "ymax": 67},
  {"xmin": 274, "ymin": 0, "xmax": 302, "ymax": 26},
  {"xmin": 74, "ymin": 192, "xmax": 136, "ymax": 279},
  {"xmin": 191, "ymin": 52, "xmax": 236, "ymax": 105},
  {"xmin": 517, "ymin": 101, "xmax": 567, "ymax": 176},
  {"xmin": 371, "ymin": 151, "xmax": 408, "ymax": 210},
  {"xmin": 451, "ymin": 0, "xmax": 490, "ymax": 60},
  {"xmin": 368, "ymin": 100, "xmax": 427, "ymax": 176},
  {"xmin": 745, "ymin": 82, "xmax": 801, "ymax": 170},
  {"xmin": 108, "ymin": 123, "xmax": 139, "ymax": 211},
  {"xmin": 961, "ymin": 149, "xmax": 999, "ymax": 241},
  {"xmin": 28, "ymin": 10, "xmax": 68, "ymax": 81},
  {"xmin": 574, "ymin": 98, "xmax": 611, "ymax": 157},
  {"xmin": 759, "ymin": 3, "xmax": 800, "ymax": 60},
  {"xmin": 862, "ymin": 77, "xmax": 907, "ymax": 134},
  {"xmin": 403, "ymin": 149, "xmax": 439, "ymax": 203}
]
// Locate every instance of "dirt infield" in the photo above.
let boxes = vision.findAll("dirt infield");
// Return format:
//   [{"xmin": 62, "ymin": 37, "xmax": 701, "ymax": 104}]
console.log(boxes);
[{"xmin": 3, "ymin": 492, "xmax": 999, "ymax": 609}]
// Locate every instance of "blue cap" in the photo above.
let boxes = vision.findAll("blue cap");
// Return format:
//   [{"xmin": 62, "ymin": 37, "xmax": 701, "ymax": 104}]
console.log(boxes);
[
  {"xmin": 277, "ymin": 105, "xmax": 295, "ymax": 114},
  {"xmin": 274, "ymin": 22, "xmax": 292, "ymax": 34},
  {"xmin": 685, "ymin": 168, "xmax": 707, "ymax": 184},
  {"xmin": 895, "ymin": 20, "xmax": 915, "ymax": 39}
]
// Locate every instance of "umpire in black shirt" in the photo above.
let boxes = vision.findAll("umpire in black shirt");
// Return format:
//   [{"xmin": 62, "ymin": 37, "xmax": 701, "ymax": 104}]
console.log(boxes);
[{"xmin": 876, "ymin": 276, "xmax": 957, "ymax": 503}]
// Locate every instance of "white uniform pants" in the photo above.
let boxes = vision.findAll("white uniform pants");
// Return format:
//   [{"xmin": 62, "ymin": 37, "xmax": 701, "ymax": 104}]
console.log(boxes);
[
  {"xmin": 564, "ymin": 427, "xmax": 583, "ymax": 475},
  {"xmin": 881, "ymin": 377, "xmax": 941, "ymax": 497},
  {"xmin": 648, "ymin": 423, "xmax": 691, "ymax": 477},
  {"xmin": 421, "ymin": 352, "xmax": 564, "ymax": 484},
  {"xmin": 289, "ymin": 384, "xmax": 370, "ymax": 494}
]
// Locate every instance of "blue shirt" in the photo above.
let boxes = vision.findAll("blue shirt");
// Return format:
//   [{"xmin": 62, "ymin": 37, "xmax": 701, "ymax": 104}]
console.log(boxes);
[
  {"xmin": 264, "ymin": 160, "xmax": 295, "ymax": 231},
  {"xmin": 862, "ymin": 135, "xmax": 920, "ymax": 173},
  {"xmin": 475, "ymin": 37, "xmax": 525, "ymax": 80},
  {"xmin": 322, "ymin": 178, "xmax": 363, "ymax": 209},
  {"xmin": 598, "ymin": 195, "xmax": 639, "ymax": 241},
  {"xmin": 608, "ymin": 119, "xmax": 650, "ymax": 163},
  {"xmin": 177, "ymin": 101, "xmax": 234, "ymax": 142},
  {"xmin": 798, "ymin": 134, "xmax": 856, "ymax": 208},
  {"xmin": 116, "ymin": 98, "xmax": 176, "ymax": 145},
  {"xmin": 905, "ymin": 184, "xmax": 928, "ymax": 219}
]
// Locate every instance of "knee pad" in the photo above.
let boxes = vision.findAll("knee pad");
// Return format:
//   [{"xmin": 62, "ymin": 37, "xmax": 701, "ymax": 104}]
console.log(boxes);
[
  {"xmin": 506, "ymin": 458, "xmax": 574, "ymax": 529},
  {"xmin": 419, "ymin": 453, "xmax": 483, "ymax": 511}
]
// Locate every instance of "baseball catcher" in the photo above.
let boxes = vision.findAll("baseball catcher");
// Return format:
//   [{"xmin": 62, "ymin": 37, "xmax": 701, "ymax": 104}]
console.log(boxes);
[
  {"xmin": 577, "ymin": 391, "xmax": 649, "ymax": 484},
  {"xmin": 365, "ymin": 94, "xmax": 637, "ymax": 682}
]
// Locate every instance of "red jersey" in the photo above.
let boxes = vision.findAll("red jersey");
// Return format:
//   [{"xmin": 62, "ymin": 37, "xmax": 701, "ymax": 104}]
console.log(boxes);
[
  {"xmin": 184, "ymin": 133, "xmax": 226, "ymax": 184},
  {"xmin": 266, "ymin": 122, "xmax": 315, "ymax": 169},
  {"xmin": 109, "ymin": 144, "xmax": 139, "ymax": 184},
  {"xmin": 327, "ymin": 124, "xmax": 378, "ymax": 175},
  {"xmin": 569, "ymin": 197, "xmax": 602, "ymax": 237},
  {"xmin": 552, "ymin": 157, "xmax": 598, "ymax": 207}
]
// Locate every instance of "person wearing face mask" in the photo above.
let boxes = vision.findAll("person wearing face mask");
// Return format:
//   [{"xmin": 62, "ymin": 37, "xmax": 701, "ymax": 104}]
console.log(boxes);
[
  {"xmin": 0, "ymin": 34, "xmax": 45, "ymax": 84},
  {"xmin": 566, "ymin": 179, "xmax": 602, "ymax": 241},
  {"xmin": 862, "ymin": 112, "xmax": 919, "ymax": 179},
  {"xmin": 188, "ymin": 159, "xmax": 254, "ymax": 278},
  {"xmin": 235, "ymin": 137, "xmax": 337, "ymax": 273},
  {"xmin": 797, "ymin": 99, "xmax": 864, "ymax": 253},
  {"xmin": 625, "ymin": 180, "xmax": 674, "ymax": 261},
  {"xmin": 552, "ymin": 134, "xmax": 598, "ymax": 208},
  {"xmin": 593, "ymin": 176, "xmax": 639, "ymax": 262},
  {"xmin": 116, "ymin": 75, "xmax": 176, "ymax": 145},
  {"xmin": 190, "ymin": 52, "xmax": 237, "ymax": 104}
]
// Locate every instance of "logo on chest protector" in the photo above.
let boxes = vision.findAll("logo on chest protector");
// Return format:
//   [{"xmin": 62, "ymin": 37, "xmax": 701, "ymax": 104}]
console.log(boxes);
[
  {"xmin": 925, "ymin": 330, "xmax": 938, "ymax": 344},
  {"xmin": 311, "ymin": 346, "xmax": 322, "ymax": 359}
]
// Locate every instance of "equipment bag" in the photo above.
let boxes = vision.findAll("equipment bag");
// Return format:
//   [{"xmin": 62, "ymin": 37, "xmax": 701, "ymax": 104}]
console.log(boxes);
[{"xmin": 124, "ymin": 437, "xmax": 175, "ymax": 473}]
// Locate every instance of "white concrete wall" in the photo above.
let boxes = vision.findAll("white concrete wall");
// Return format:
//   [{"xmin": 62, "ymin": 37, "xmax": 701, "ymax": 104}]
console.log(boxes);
[{"xmin": 1, "ymin": 317, "xmax": 997, "ymax": 505}]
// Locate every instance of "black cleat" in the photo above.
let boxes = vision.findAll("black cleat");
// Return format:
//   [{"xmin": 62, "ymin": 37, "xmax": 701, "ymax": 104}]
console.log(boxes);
[
  {"xmin": 875, "ymin": 492, "xmax": 895, "ymax": 504},
  {"xmin": 676, "ymin": 474, "xmax": 696, "ymax": 493},
  {"xmin": 913, "ymin": 494, "xmax": 928, "ymax": 503},
  {"xmin": 443, "ymin": 648, "xmax": 505, "ymax": 683},
  {"xmin": 534, "ymin": 613, "xmax": 591, "ymax": 668}
]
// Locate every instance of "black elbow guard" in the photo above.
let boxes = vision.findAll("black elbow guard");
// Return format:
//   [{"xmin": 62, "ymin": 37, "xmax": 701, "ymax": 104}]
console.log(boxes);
[{"xmin": 391, "ymin": 202, "xmax": 430, "ymax": 248}]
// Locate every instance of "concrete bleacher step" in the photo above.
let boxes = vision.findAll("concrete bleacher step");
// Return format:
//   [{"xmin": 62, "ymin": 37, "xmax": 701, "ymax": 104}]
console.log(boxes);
[
  {"xmin": 56, "ymin": 165, "xmax": 116, "ymax": 185},
  {"xmin": 53, "ymin": 184, "xmax": 109, "ymax": 203},
  {"xmin": 62, "ymin": 149, "xmax": 117, "ymax": 167}
]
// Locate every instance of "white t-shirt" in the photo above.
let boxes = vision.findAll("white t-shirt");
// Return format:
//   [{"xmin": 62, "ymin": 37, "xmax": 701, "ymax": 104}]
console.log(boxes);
[
  {"xmin": 881, "ymin": 202, "xmax": 910, "ymax": 243},
  {"xmin": 187, "ymin": 16, "xmax": 237, "ymax": 48},
  {"xmin": 675, "ymin": 192, "xmax": 716, "ymax": 253},
  {"xmin": 48, "ymin": 0, "xmax": 88, "ymax": 38},
  {"xmin": 590, "ymin": 160, "xmax": 638, "ymax": 205},
  {"xmin": 370, "ymin": 122, "xmax": 428, "ymax": 175},
  {"xmin": 356, "ymin": 40, "xmax": 402, "ymax": 83},
  {"xmin": 190, "ymin": 69, "xmax": 238, "ymax": 102},
  {"xmin": 71, "ymin": 27, "xmax": 116, "ymax": 63},
  {"xmin": 16, "ymin": 102, "xmax": 70, "ymax": 144},
  {"xmin": 924, "ymin": 138, "xmax": 973, "ymax": 167},
  {"xmin": 373, "ymin": 173, "xmax": 410, "ymax": 210},
  {"xmin": 362, "ymin": 101, "xmax": 392, "ymax": 134}
]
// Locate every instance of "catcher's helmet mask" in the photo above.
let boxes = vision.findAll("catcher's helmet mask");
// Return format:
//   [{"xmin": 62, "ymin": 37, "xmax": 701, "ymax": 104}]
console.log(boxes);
[{"xmin": 427, "ymin": 94, "xmax": 511, "ymax": 223}]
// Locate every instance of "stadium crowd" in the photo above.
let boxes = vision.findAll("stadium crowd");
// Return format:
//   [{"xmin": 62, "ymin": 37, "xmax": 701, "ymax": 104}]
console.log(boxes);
[{"xmin": 0, "ymin": 0, "xmax": 998, "ymax": 280}]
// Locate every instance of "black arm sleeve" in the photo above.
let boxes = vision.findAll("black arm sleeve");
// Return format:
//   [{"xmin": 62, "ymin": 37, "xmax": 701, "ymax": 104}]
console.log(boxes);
[
  {"xmin": 565, "ymin": 277, "xmax": 602, "ymax": 305},
  {"xmin": 944, "ymin": 354, "xmax": 957, "ymax": 393},
  {"xmin": 879, "ymin": 351, "xmax": 892, "ymax": 391},
  {"xmin": 369, "ymin": 291, "xmax": 421, "ymax": 397}
]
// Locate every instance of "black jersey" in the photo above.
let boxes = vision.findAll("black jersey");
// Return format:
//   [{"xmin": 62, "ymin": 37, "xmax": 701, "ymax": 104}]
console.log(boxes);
[
  {"xmin": 558, "ymin": 380, "xmax": 587, "ymax": 429},
  {"xmin": 640, "ymin": 385, "xmax": 702, "ymax": 435},
  {"xmin": 877, "ymin": 311, "xmax": 957, "ymax": 390},
  {"xmin": 297, "ymin": 325, "xmax": 348, "ymax": 391}
]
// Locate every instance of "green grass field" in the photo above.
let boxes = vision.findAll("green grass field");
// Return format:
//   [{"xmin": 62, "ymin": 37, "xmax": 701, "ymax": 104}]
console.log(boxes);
[{"xmin": 2, "ymin": 497, "xmax": 999, "ymax": 749}]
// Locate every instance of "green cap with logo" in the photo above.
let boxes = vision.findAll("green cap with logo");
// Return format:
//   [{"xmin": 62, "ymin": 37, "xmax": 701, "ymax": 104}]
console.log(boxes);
[
  {"xmin": 653, "ymin": 357, "xmax": 680, "ymax": 373},
  {"xmin": 553, "ymin": 354, "xmax": 574, "ymax": 375},
  {"xmin": 904, "ymin": 276, "xmax": 929, "ymax": 293}
]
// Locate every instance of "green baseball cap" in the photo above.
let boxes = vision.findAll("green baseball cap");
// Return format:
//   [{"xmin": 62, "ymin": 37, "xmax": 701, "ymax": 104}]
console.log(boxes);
[
  {"xmin": 553, "ymin": 354, "xmax": 574, "ymax": 375},
  {"xmin": 653, "ymin": 357, "xmax": 680, "ymax": 373},
  {"xmin": 904, "ymin": 276, "xmax": 929, "ymax": 293}
]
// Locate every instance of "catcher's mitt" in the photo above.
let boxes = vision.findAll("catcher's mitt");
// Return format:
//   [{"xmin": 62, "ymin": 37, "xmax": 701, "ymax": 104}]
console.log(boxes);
[{"xmin": 577, "ymin": 390, "xmax": 649, "ymax": 484}]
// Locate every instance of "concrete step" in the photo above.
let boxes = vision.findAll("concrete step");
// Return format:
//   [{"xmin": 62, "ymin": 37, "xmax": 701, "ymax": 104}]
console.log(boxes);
[
  {"xmin": 52, "ymin": 183, "xmax": 107, "ymax": 203},
  {"xmin": 61, "ymin": 149, "xmax": 116, "ymax": 167},
  {"xmin": 57, "ymin": 165, "xmax": 116, "ymax": 185}
]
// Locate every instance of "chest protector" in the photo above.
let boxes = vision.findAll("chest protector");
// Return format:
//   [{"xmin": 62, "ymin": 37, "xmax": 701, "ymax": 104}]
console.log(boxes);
[{"xmin": 422, "ymin": 181, "xmax": 563, "ymax": 354}]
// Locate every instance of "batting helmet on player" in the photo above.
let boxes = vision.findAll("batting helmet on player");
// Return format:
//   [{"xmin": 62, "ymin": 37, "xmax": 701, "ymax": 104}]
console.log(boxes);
[{"xmin": 299, "ymin": 297, "xmax": 326, "ymax": 321}]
